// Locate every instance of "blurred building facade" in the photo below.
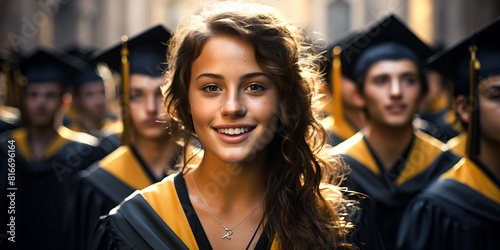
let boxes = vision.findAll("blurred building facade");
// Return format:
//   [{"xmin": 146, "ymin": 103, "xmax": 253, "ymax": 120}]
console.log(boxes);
[{"xmin": 1, "ymin": 0, "xmax": 499, "ymax": 56}]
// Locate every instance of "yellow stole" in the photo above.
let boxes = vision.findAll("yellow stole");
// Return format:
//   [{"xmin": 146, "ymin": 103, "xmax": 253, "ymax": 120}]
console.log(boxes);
[
  {"xmin": 12, "ymin": 127, "xmax": 76, "ymax": 163},
  {"xmin": 100, "ymin": 146, "xmax": 153, "ymax": 190},
  {"xmin": 441, "ymin": 158, "xmax": 500, "ymax": 206},
  {"xmin": 140, "ymin": 175, "xmax": 279, "ymax": 249},
  {"xmin": 446, "ymin": 132, "xmax": 466, "ymax": 157},
  {"xmin": 334, "ymin": 130, "xmax": 448, "ymax": 186}
]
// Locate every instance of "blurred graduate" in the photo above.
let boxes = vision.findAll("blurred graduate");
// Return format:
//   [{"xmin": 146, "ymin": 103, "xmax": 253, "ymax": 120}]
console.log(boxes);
[
  {"xmin": 63, "ymin": 47, "xmax": 119, "ymax": 140},
  {"xmin": 61, "ymin": 47, "xmax": 122, "ymax": 156},
  {"xmin": 0, "ymin": 48, "xmax": 103, "ymax": 250},
  {"xmin": 332, "ymin": 15, "xmax": 461, "ymax": 249},
  {"xmin": 319, "ymin": 32, "xmax": 367, "ymax": 146},
  {"xmin": 398, "ymin": 17, "xmax": 500, "ymax": 250},
  {"xmin": 415, "ymin": 45, "xmax": 461, "ymax": 143},
  {"xmin": 62, "ymin": 24, "xmax": 183, "ymax": 250}
]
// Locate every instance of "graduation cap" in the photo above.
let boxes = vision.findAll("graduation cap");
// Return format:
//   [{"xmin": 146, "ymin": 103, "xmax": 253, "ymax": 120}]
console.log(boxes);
[
  {"xmin": 427, "ymin": 17, "xmax": 500, "ymax": 98},
  {"xmin": 320, "ymin": 31, "xmax": 361, "ymax": 134},
  {"xmin": 323, "ymin": 30, "xmax": 360, "ymax": 83},
  {"xmin": 91, "ymin": 24, "xmax": 171, "ymax": 146},
  {"xmin": 426, "ymin": 17, "xmax": 500, "ymax": 158},
  {"xmin": 91, "ymin": 24, "xmax": 171, "ymax": 77},
  {"xmin": 65, "ymin": 47, "xmax": 103, "ymax": 90},
  {"xmin": 340, "ymin": 14, "xmax": 434, "ymax": 82},
  {"xmin": 20, "ymin": 48, "xmax": 84, "ymax": 86}
]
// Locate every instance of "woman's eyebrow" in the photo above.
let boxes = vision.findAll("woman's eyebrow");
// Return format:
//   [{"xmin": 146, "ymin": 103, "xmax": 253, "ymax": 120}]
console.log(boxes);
[
  {"xmin": 195, "ymin": 73, "xmax": 223, "ymax": 81},
  {"xmin": 195, "ymin": 72, "xmax": 270, "ymax": 81},
  {"xmin": 240, "ymin": 72, "xmax": 270, "ymax": 81}
]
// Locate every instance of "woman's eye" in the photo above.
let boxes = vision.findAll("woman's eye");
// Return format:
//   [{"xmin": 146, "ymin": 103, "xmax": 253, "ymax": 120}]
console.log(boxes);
[
  {"xmin": 245, "ymin": 83, "xmax": 266, "ymax": 93},
  {"xmin": 202, "ymin": 85, "xmax": 221, "ymax": 93}
]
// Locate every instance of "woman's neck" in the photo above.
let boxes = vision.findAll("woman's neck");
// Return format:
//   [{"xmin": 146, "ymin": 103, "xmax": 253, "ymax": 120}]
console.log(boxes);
[
  {"xmin": 188, "ymin": 152, "xmax": 267, "ymax": 208},
  {"xmin": 132, "ymin": 134, "xmax": 180, "ymax": 180},
  {"xmin": 186, "ymin": 153, "xmax": 268, "ymax": 250},
  {"xmin": 364, "ymin": 122, "xmax": 414, "ymax": 171}
]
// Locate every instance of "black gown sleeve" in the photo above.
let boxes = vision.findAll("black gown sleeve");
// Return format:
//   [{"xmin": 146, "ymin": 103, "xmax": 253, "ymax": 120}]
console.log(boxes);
[
  {"xmin": 348, "ymin": 194, "xmax": 385, "ymax": 250},
  {"xmin": 62, "ymin": 165, "xmax": 134, "ymax": 250},
  {"xmin": 90, "ymin": 214, "xmax": 138, "ymax": 250},
  {"xmin": 397, "ymin": 191, "xmax": 500, "ymax": 250},
  {"xmin": 89, "ymin": 192, "xmax": 191, "ymax": 250}
]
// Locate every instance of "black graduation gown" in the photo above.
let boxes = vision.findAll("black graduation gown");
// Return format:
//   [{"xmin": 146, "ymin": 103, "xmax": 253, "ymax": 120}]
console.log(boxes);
[
  {"xmin": 96, "ymin": 132, "xmax": 121, "ymax": 156},
  {"xmin": 63, "ymin": 118, "xmax": 122, "ymax": 157},
  {"xmin": 62, "ymin": 145, "xmax": 172, "ymax": 250},
  {"xmin": 90, "ymin": 174, "xmax": 277, "ymax": 250},
  {"xmin": 0, "ymin": 120, "xmax": 19, "ymax": 134},
  {"xmin": 397, "ymin": 158, "xmax": 500, "ymax": 250},
  {"xmin": 417, "ymin": 108, "xmax": 460, "ymax": 143},
  {"xmin": 0, "ymin": 127, "xmax": 102, "ymax": 250},
  {"xmin": 333, "ymin": 130, "xmax": 461, "ymax": 250}
]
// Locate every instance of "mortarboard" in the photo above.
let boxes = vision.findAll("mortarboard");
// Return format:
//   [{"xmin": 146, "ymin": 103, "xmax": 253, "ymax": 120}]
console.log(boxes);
[
  {"xmin": 65, "ymin": 47, "xmax": 103, "ymax": 89},
  {"xmin": 320, "ymin": 31, "xmax": 361, "ymax": 134},
  {"xmin": 426, "ymin": 16, "xmax": 500, "ymax": 158},
  {"xmin": 20, "ymin": 48, "xmax": 84, "ymax": 86},
  {"xmin": 427, "ymin": 17, "xmax": 500, "ymax": 98},
  {"xmin": 340, "ymin": 14, "xmax": 434, "ymax": 81},
  {"xmin": 323, "ymin": 30, "xmax": 360, "ymax": 84},
  {"xmin": 91, "ymin": 24, "xmax": 171, "ymax": 146},
  {"xmin": 91, "ymin": 24, "xmax": 172, "ymax": 77}
]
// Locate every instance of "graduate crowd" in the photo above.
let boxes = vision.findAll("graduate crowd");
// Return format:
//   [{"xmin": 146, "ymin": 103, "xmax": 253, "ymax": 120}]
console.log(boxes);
[{"xmin": 0, "ymin": 1, "xmax": 499, "ymax": 249}]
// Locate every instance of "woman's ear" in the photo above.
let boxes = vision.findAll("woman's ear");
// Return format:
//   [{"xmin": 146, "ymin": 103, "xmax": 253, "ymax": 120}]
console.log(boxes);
[{"xmin": 455, "ymin": 95, "xmax": 469, "ymax": 124}]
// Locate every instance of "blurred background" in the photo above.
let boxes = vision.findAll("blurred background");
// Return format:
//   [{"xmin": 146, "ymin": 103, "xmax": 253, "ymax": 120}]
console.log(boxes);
[{"xmin": 1, "ymin": 0, "xmax": 499, "ymax": 55}]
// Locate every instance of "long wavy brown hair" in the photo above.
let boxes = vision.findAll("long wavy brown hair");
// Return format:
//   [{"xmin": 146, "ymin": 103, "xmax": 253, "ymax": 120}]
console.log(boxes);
[{"xmin": 163, "ymin": 1, "xmax": 355, "ymax": 248}]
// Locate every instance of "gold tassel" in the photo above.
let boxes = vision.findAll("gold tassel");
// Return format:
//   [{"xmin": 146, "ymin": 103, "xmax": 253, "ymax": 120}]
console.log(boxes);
[
  {"xmin": 121, "ymin": 35, "xmax": 131, "ymax": 146},
  {"xmin": 466, "ymin": 45, "xmax": 480, "ymax": 157},
  {"xmin": 331, "ymin": 46, "xmax": 344, "ymax": 125}
]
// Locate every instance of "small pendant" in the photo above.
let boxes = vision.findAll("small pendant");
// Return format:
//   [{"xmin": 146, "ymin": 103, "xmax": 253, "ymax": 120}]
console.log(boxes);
[{"xmin": 222, "ymin": 229, "xmax": 233, "ymax": 240}]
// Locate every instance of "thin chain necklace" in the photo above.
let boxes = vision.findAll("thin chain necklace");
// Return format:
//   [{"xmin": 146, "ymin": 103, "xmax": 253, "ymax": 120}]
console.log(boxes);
[{"xmin": 191, "ymin": 175, "xmax": 265, "ymax": 240}]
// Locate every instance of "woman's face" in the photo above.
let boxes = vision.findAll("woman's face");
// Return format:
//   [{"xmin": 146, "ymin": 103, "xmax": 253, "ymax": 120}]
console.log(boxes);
[{"xmin": 189, "ymin": 35, "xmax": 279, "ymax": 163}]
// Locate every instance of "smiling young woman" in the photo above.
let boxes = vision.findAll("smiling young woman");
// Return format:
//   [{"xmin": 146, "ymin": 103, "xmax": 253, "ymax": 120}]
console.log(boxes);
[{"xmin": 90, "ymin": 1, "xmax": 355, "ymax": 249}]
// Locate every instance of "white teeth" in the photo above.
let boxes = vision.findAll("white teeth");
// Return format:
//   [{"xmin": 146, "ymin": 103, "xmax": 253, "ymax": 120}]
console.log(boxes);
[{"xmin": 217, "ymin": 127, "xmax": 250, "ymax": 135}]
